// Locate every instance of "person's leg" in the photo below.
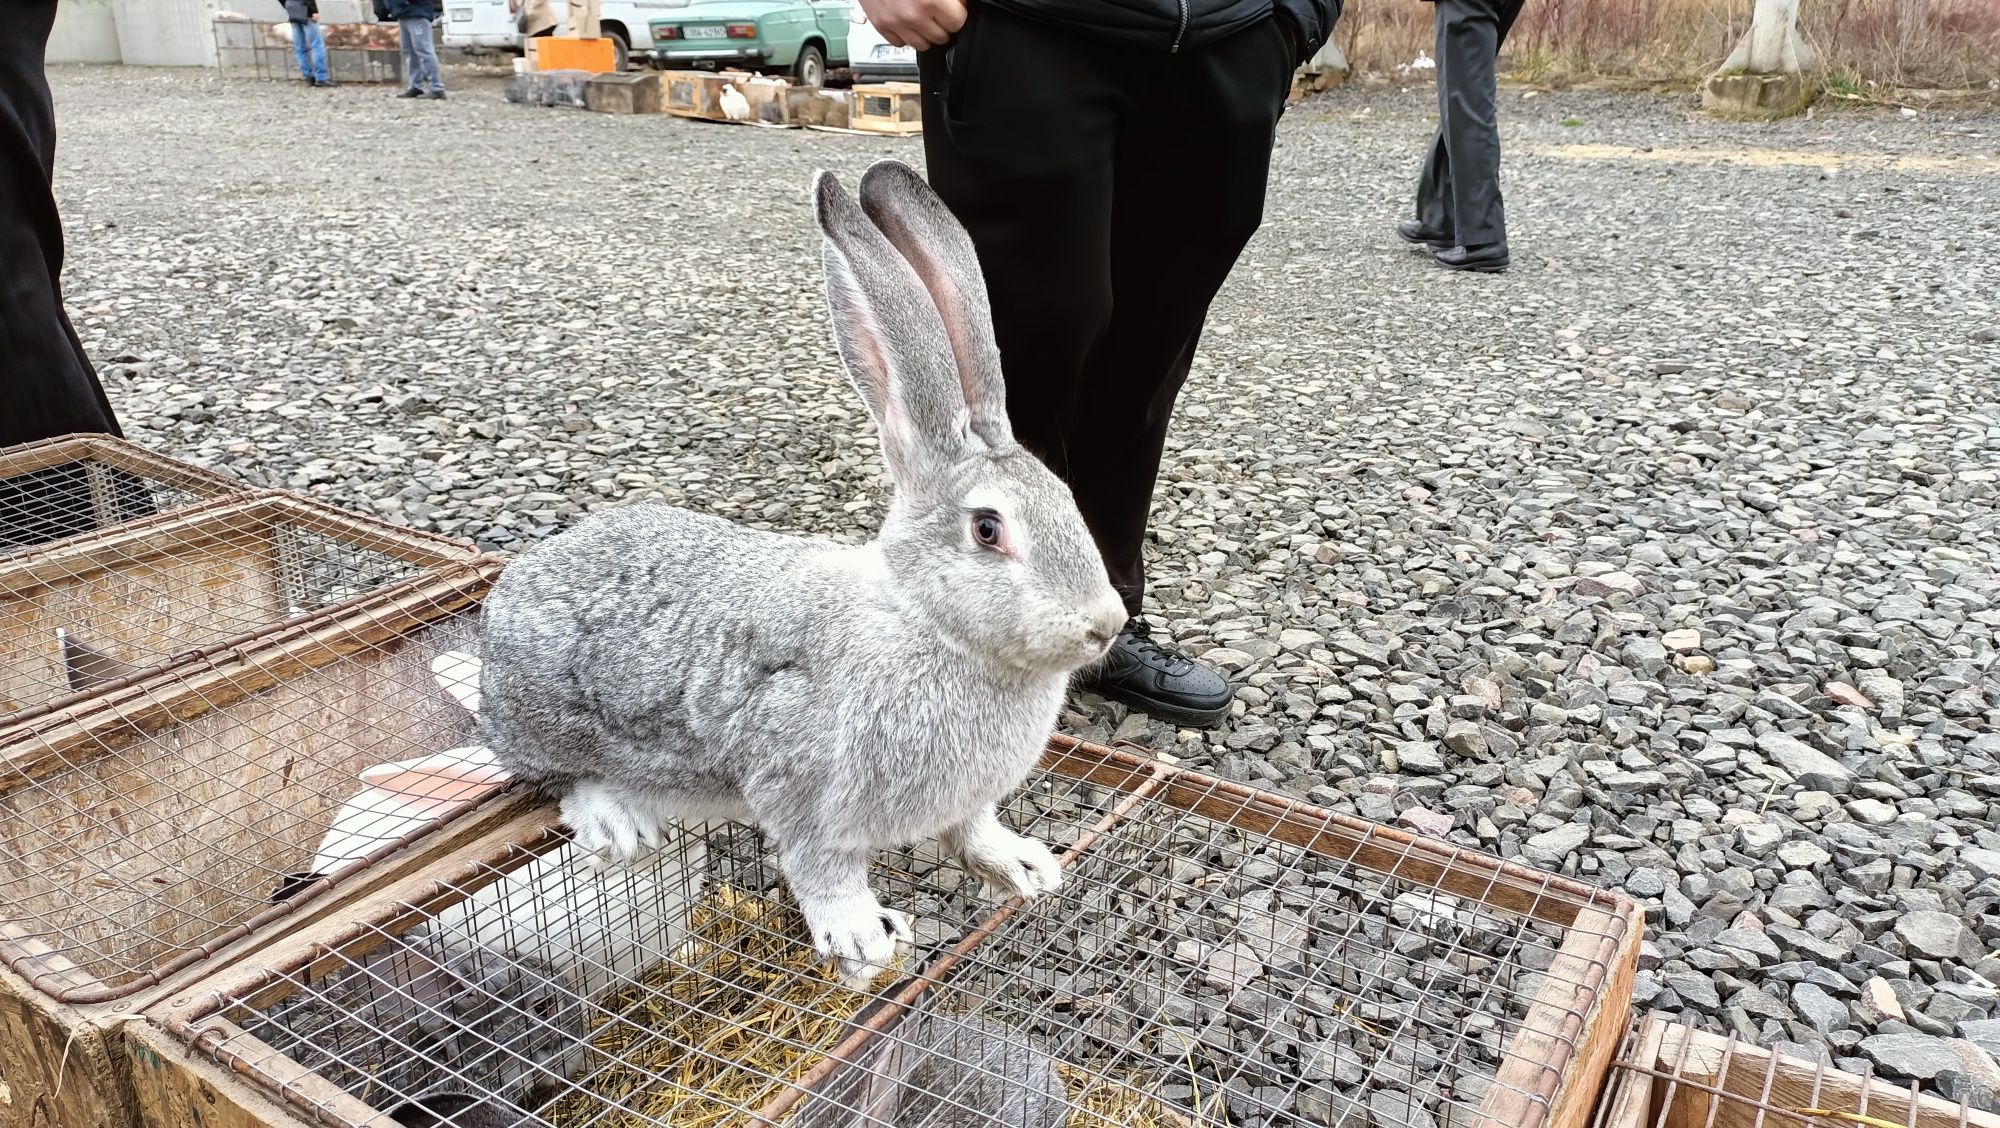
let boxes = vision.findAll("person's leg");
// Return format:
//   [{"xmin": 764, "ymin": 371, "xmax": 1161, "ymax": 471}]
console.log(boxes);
[
  {"xmin": 399, "ymin": 18, "xmax": 420, "ymax": 91},
  {"xmin": 406, "ymin": 17, "xmax": 443, "ymax": 93},
  {"xmin": 917, "ymin": 7, "xmax": 1121, "ymax": 484},
  {"xmin": 292, "ymin": 19, "xmax": 314, "ymax": 79},
  {"xmin": 305, "ymin": 20, "xmax": 331, "ymax": 84},
  {"xmin": 1408, "ymin": 5, "xmax": 1454, "ymax": 239},
  {"xmin": 1068, "ymin": 17, "xmax": 1291, "ymax": 618},
  {"xmin": 1435, "ymin": 0, "xmax": 1506, "ymax": 247},
  {"xmin": 0, "ymin": 0, "xmax": 141, "ymax": 547}
]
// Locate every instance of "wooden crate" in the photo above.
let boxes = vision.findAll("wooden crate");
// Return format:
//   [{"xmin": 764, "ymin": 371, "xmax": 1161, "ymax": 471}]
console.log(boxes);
[
  {"xmin": 534, "ymin": 34, "xmax": 618, "ymax": 73},
  {"xmin": 585, "ymin": 69, "xmax": 664, "ymax": 113},
  {"xmin": 146, "ymin": 735, "xmax": 1644, "ymax": 1128},
  {"xmin": 1598, "ymin": 1018, "xmax": 1999, "ymax": 1128},
  {"xmin": 0, "ymin": 508, "xmax": 508, "ymax": 1128},
  {"xmin": 0, "ymin": 492, "xmax": 484, "ymax": 723},
  {"xmin": 850, "ymin": 81, "xmax": 922, "ymax": 135},
  {"xmin": 1, "ymin": 434, "xmax": 249, "ymax": 556}
]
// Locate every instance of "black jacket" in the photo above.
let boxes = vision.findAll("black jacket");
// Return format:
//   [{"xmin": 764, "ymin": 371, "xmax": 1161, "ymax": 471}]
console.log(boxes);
[{"xmin": 983, "ymin": 0, "xmax": 1339, "ymax": 63}]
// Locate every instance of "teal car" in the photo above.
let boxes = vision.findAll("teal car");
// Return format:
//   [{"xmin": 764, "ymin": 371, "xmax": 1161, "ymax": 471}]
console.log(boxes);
[{"xmin": 649, "ymin": 0, "xmax": 850, "ymax": 86}]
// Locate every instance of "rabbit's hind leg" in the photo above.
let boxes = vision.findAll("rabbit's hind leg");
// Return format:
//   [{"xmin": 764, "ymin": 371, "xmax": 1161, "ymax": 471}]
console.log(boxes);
[
  {"xmin": 940, "ymin": 805, "xmax": 1064, "ymax": 902},
  {"xmin": 777, "ymin": 842, "xmax": 912, "ymax": 990}
]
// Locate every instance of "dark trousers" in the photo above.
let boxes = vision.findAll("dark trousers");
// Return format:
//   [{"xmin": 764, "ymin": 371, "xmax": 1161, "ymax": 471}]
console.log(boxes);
[
  {"xmin": 919, "ymin": 7, "xmax": 1291, "ymax": 617},
  {"xmin": 1414, "ymin": 0, "xmax": 1523, "ymax": 247},
  {"xmin": 1, "ymin": 0, "xmax": 136, "ymax": 548}
]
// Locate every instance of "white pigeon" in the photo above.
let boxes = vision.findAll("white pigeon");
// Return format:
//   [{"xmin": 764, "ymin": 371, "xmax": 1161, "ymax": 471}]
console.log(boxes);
[{"xmin": 719, "ymin": 82, "xmax": 751, "ymax": 122}]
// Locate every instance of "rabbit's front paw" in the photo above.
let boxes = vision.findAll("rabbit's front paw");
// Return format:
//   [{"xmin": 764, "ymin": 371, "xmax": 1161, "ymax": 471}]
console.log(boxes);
[
  {"xmin": 806, "ymin": 897, "xmax": 912, "ymax": 990},
  {"xmin": 958, "ymin": 828, "xmax": 1064, "ymax": 902},
  {"xmin": 561, "ymin": 781, "xmax": 671, "ymax": 869}
]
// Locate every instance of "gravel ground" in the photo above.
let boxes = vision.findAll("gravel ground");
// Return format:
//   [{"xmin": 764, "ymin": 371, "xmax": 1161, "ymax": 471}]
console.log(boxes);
[{"xmin": 50, "ymin": 64, "xmax": 2000, "ymax": 1111}]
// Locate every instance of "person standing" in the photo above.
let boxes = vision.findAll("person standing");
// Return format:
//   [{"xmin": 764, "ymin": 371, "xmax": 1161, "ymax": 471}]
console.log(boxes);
[
  {"xmin": 857, "ymin": 0, "xmax": 1338, "ymax": 727},
  {"xmin": 286, "ymin": 0, "xmax": 334, "ymax": 87},
  {"xmin": 0, "ymin": 0, "xmax": 145, "ymax": 545},
  {"xmin": 378, "ymin": 0, "xmax": 447, "ymax": 99},
  {"xmin": 1399, "ymin": 0, "xmax": 1524, "ymax": 272},
  {"xmin": 510, "ymin": 0, "xmax": 559, "ymax": 39}
]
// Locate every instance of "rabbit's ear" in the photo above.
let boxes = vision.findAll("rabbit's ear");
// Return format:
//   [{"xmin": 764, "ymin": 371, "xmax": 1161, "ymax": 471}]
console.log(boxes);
[
  {"xmin": 814, "ymin": 169, "xmax": 976, "ymax": 495},
  {"xmin": 856, "ymin": 160, "xmax": 1013, "ymax": 452}
]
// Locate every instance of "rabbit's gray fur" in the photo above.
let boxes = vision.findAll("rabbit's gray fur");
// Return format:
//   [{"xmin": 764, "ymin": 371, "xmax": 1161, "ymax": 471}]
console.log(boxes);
[
  {"xmin": 387, "ymin": 1087, "xmax": 552, "ymax": 1128},
  {"xmin": 798, "ymin": 1013, "xmax": 1069, "ymax": 1128},
  {"xmin": 479, "ymin": 160, "xmax": 1126, "ymax": 987},
  {"xmin": 242, "ymin": 930, "xmax": 584, "ymax": 1107}
]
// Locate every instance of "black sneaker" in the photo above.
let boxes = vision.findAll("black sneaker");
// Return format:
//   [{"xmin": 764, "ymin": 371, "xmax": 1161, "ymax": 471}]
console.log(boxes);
[
  {"xmin": 1073, "ymin": 620, "xmax": 1232, "ymax": 728},
  {"xmin": 398, "ymin": 87, "xmax": 425, "ymax": 98},
  {"xmin": 427, "ymin": 90, "xmax": 448, "ymax": 100}
]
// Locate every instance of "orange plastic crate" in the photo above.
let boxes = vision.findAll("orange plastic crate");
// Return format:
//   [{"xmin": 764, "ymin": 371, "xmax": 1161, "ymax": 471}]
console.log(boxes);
[{"xmin": 534, "ymin": 35, "xmax": 617, "ymax": 73}]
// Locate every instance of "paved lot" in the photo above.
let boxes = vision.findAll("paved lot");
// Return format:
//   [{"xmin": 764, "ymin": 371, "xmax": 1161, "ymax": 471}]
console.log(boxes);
[{"xmin": 49, "ymin": 65, "xmax": 2000, "ymax": 1102}]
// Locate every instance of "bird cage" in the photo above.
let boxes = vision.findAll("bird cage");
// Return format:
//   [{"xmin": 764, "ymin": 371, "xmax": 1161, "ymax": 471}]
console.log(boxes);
[
  {"xmin": 154, "ymin": 735, "xmax": 1644, "ymax": 1128},
  {"xmin": 0, "ymin": 433, "xmax": 250, "ymax": 555},
  {"xmin": 0, "ymin": 483, "xmax": 506, "ymax": 1128},
  {"xmin": 1595, "ymin": 1017, "xmax": 1998, "ymax": 1128}
]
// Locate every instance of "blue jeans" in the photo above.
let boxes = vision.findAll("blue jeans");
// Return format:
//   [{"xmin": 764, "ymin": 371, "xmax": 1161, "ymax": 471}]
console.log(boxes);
[
  {"xmin": 290, "ymin": 18, "xmax": 329, "ymax": 83},
  {"xmin": 398, "ymin": 16, "xmax": 442, "ymax": 93}
]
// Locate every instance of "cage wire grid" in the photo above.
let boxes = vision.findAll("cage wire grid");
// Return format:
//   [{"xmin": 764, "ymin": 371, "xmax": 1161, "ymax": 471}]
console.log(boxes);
[
  {"xmin": 1593, "ymin": 1018, "xmax": 1995, "ymax": 1128},
  {"xmin": 166, "ymin": 737, "xmax": 1641, "ymax": 1128},
  {"xmin": 0, "ymin": 437, "xmax": 509, "ymax": 1003},
  {"xmin": 0, "ymin": 433, "xmax": 250, "ymax": 557}
]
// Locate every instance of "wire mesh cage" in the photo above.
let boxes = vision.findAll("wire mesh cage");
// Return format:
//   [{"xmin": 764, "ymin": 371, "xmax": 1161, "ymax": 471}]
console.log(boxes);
[
  {"xmin": 0, "ymin": 485, "xmax": 508, "ymax": 1007},
  {"xmin": 159, "ymin": 735, "xmax": 1644, "ymax": 1128},
  {"xmin": 0, "ymin": 433, "xmax": 250, "ymax": 555},
  {"xmin": 1596, "ymin": 1017, "xmax": 1999, "ymax": 1128}
]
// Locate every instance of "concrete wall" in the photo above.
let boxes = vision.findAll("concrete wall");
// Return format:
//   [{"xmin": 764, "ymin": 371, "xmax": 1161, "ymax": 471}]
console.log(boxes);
[
  {"xmin": 112, "ymin": 0, "xmax": 224, "ymax": 66},
  {"xmin": 48, "ymin": 1, "xmax": 123, "ymax": 64}
]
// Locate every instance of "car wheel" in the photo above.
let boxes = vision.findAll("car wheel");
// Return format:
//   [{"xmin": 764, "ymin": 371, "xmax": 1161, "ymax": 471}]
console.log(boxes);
[
  {"xmin": 793, "ymin": 43, "xmax": 825, "ymax": 88},
  {"xmin": 607, "ymin": 28, "xmax": 630, "ymax": 71}
]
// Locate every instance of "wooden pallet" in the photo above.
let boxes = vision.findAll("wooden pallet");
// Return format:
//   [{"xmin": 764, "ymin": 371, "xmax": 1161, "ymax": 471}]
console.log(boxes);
[{"xmin": 849, "ymin": 81, "xmax": 922, "ymax": 135}]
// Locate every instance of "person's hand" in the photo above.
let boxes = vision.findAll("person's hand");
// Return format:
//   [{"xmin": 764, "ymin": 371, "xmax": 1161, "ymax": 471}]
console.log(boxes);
[{"xmin": 855, "ymin": 0, "xmax": 966, "ymax": 50}]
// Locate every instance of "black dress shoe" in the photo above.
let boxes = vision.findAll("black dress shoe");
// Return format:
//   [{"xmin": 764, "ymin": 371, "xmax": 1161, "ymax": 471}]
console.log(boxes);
[
  {"xmin": 1072, "ymin": 620, "xmax": 1232, "ymax": 728},
  {"xmin": 1397, "ymin": 220, "xmax": 1454, "ymax": 248},
  {"xmin": 1433, "ymin": 242, "xmax": 1510, "ymax": 272},
  {"xmin": 398, "ymin": 87, "xmax": 425, "ymax": 98}
]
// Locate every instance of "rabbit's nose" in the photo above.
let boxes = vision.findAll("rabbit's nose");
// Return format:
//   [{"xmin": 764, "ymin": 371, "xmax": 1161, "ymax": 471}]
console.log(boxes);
[{"xmin": 1086, "ymin": 601, "xmax": 1127, "ymax": 646}]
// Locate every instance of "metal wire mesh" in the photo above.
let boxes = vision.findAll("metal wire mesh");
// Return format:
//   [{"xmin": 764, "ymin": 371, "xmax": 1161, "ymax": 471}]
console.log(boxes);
[
  {"xmin": 179, "ymin": 739, "xmax": 1640, "ymax": 1128},
  {"xmin": 0, "ymin": 433, "xmax": 248, "ymax": 555},
  {"xmin": 0, "ymin": 448, "xmax": 505, "ymax": 1002},
  {"xmin": 1594, "ymin": 1018, "xmax": 1996, "ymax": 1128}
]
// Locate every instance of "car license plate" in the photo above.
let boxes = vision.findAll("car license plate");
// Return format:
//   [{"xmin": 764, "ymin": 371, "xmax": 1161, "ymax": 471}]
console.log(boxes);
[
  {"xmin": 685, "ymin": 24, "xmax": 727, "ymax": 37},
  {"xmin": 449, "ymin": 6, "xmax": 472, "ymax": 20},
  {"xmin": 872, "ymin": 43, "xmax": 913, "ymax": 60}
]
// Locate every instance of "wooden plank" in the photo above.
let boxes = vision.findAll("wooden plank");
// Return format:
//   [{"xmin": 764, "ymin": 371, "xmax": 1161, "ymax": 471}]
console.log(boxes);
[
  {"xmin": 0, "ymin": 962, "xmax": 136, "ymax": 1128},
  {"xmin": 126, "ymin": 1018, "xmax": 372, "ymax": 1128},
  {"xmin": 1544, "ymin": 903, "xmax": 1646, "ymax": 1128},
  {"xmin": 1475, "ymin": 905, "xmax": 1628, "ymax": 1128},
  {"xmin": 1597, "ymin": 1018, "xmax": 1670, "ymax": 1128}
]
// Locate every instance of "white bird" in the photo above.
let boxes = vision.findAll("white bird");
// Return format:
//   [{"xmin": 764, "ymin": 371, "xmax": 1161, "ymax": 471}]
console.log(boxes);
[{"xmin": 719, "ymin": 82, "xmax": 751, "ymax": 122}]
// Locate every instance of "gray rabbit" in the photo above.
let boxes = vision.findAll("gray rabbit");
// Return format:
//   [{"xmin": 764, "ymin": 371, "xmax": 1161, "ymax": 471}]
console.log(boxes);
[
  {"xmin": 242, "ymin": 930, "xmax": 585, "ymax": 1107},
  {"xmin": 478, "ymin": 160, "xmax": 1127, "ymax": 988},
  {"xmin": 386, "ymin": 1087, "xmax": 552, "ymax": 1128},
  {"xmin": 817, "ymin": 1013, "xmax": 1070, "ymax": 1128}
]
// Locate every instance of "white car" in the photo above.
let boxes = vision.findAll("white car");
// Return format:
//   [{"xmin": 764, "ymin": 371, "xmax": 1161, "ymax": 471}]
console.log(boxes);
[
  {"xmin": 845, "ymin": 4, "xmax": 915, "ymax": 83},
  {"xmin": 441, "ymin": 0, "xmax": 688, "ymax": 69}
]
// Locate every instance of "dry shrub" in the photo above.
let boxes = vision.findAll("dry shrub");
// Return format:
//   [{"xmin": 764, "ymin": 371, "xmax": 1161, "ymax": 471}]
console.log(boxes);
[{"xmin": 1333, "ymin": 0, "xmax": 2000, "ymax": 90}]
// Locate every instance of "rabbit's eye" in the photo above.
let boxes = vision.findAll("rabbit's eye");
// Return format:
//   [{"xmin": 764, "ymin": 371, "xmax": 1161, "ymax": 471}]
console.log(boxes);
[
  {"xmin": 532, "ymin": 998, "xmax": 557, "ymax": 1018},
  {"xmin": 971, "ymin": 511, "xmax": 1004, "ymax": 549}
]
